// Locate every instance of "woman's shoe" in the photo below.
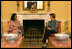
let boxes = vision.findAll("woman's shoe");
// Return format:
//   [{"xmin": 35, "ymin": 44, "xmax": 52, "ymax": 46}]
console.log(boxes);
[
  {"xmin": 42, "ymin": 46, "xmax": 48, "ymax": 48},
  {"xmin": 42, "ymin": 43, "xmax": 48, "ymax": 48},
  {"xmin": 42, "ymin": 46, "xmax": 45, "ymax": 48},
  {"xmin": 46, "ymin": 43, "xmax": 48, "ymax": 45}
]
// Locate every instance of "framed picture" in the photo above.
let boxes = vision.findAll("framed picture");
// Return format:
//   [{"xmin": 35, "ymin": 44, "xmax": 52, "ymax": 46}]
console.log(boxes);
[{"xmin": 23, "ymin": 1, "xmax": 44, "ymax": 10}]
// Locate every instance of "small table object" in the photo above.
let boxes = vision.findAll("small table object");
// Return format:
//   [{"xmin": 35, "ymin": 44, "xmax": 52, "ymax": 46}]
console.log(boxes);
[
  {"xmin": 1, "ymin": 35, "xmax": 24, "ymax": 48},
  {"xmin": 48, "ymin": 37, "xmax": 71, "ymax": 48}
]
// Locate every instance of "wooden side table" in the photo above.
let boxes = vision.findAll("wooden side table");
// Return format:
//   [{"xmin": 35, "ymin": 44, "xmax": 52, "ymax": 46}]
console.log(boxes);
[{"xmin": 48, "ymin": 37, "xmax": 71, "ymax": 48}]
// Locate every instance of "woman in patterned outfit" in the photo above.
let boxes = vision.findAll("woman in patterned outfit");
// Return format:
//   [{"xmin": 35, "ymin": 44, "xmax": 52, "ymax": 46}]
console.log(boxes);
[{"xmin": 7, "ymin": 13, "xmax": 24, "ymax": 34}]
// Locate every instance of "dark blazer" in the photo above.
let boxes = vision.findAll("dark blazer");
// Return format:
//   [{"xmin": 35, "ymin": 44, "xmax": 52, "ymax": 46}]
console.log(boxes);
[{"xmin": 46, "ymin": 19, "xmax": 58, "ymax": 32}]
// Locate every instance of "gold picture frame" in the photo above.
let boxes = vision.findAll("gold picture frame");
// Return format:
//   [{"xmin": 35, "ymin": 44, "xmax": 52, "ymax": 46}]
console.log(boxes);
[{"xmin": 23, "ymin": 1, "xmax": 44, "ymax": 10}]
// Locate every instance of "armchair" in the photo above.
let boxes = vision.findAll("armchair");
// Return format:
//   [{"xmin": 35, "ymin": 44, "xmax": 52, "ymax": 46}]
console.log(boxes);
[{"xmin": 42, "ymin": 21, "xmax": 61, "ymax": 38}]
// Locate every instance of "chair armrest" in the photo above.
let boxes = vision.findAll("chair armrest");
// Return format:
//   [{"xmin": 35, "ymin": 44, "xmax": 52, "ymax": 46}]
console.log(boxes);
[{"xmin": 49, "ymin": 32, "xmax": 60, "ymax": 37}]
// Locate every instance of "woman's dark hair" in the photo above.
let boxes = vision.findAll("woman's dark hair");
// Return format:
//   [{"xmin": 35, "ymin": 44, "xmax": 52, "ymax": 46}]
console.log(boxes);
[
  {"xmin": 49, "ymin": 13, "xmax": 56, "ymax": 19},
  {"xmin": 11, "ymin": 13, "xmax": 16, "ymax": 21}
]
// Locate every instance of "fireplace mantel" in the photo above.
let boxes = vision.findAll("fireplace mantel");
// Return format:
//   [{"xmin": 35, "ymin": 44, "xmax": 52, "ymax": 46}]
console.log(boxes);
[
  {"xmin": 16, "ymin": 13, "xmax": 49, "ymax": 15},
  {"xmin": 16, "ymin": 13, "xmax": 50, "ymax": 26}
]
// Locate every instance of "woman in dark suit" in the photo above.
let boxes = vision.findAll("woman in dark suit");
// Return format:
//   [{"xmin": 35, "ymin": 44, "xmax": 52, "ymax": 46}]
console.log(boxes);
[{"xmin": 42, "ymin": 13, "xmax": 58, "ymax": 48}]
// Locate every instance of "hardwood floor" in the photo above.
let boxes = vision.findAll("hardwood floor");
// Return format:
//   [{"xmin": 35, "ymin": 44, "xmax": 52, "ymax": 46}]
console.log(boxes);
[{"xmin": 20, "ymin": 38, "xmax": 43, "ymax": 48}]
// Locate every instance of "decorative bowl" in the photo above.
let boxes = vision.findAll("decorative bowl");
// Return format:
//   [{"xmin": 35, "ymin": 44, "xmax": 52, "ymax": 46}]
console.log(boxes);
[
  {"xmin": 54, "ymin": 34, "xmax": 70, "ymax": 41},
  {"xmin": 2, "ymin": 33, "xmax": 18, "ymax": 42}
]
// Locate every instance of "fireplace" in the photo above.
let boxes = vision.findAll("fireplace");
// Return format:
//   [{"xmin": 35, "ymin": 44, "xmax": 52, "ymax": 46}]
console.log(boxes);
[{"xmin": 23, "ymin": 20, "xmax": 44, "ymax": 38}]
